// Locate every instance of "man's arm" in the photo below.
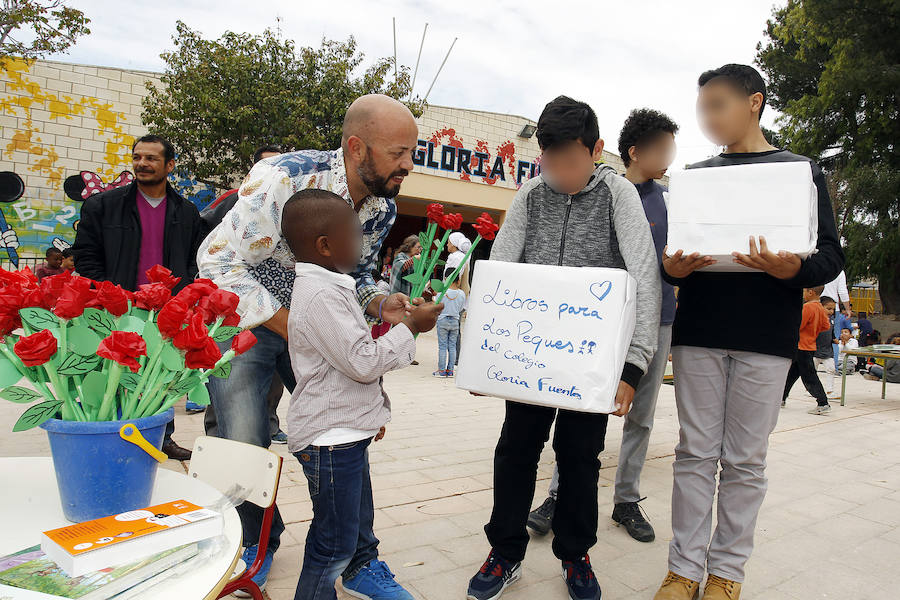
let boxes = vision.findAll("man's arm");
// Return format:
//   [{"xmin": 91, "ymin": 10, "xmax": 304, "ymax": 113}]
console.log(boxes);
[
  {"xmin": 71, "ymin": 197, "xmax": 107, "ymax": 282},
  {"xmin": 348, "ymin": 201, "xmax": 397, "ymax": 319},
  {"xmin": 197, "ymin": 164, "xmax": 298, "ymax": 329}
]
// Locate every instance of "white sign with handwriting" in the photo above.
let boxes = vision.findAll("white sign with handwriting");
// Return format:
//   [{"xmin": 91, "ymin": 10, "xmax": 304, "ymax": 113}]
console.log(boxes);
[{"xmin": 455, "ymin": 261, "xmax": 636, "ymax": 414}]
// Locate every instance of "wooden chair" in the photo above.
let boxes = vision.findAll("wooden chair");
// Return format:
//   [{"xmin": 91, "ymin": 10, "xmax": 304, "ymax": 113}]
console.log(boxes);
[{"xmin": 189, "ymin": 436, "xmax": 283, "ymax": 600}]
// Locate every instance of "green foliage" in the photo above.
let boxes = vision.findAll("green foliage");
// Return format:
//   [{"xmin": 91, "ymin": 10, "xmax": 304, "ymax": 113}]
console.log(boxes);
[
  {"xmin": 756, "ymin": 0, "xmax": 900, "ymax": 312},
  {"xmin": 0, "ymin": 0, "xmax": 90, "ymax": 61},
  {"xmin": 142, "ymin": 21, "xmax": 424, "ymax": 189}
]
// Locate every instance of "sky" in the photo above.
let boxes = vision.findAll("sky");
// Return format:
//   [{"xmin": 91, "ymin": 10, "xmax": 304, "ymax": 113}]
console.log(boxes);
[{"xmin": 49, "ymin": 0, "xmax": 786, "ymax": 170}]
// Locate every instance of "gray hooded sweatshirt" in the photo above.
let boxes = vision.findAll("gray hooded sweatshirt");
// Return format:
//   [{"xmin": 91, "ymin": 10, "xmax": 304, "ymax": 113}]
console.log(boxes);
[{"xmin": 490, "ymin": 164, "xmax": 660, "ymax": 388}]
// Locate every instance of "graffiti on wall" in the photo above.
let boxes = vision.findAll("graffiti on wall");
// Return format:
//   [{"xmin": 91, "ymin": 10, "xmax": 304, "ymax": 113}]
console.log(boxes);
[
  {"xmin": 0, "ymin": 58, "xmax": 216, "ymax": 261},
  {"xmin": 413, "ymin": 127, "xmax": 541, "ymax": 188}
]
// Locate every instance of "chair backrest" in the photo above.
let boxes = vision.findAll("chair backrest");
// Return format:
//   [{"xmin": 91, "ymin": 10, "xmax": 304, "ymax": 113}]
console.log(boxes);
[{"xmin": 188, "ymin": 436, "xmax": 282, "ymax": 508}]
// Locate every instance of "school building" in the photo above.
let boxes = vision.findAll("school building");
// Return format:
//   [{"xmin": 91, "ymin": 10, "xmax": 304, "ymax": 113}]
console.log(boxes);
[{"xmin": 0, "ymin": 57, "xmax": 633, "ymax": 269}]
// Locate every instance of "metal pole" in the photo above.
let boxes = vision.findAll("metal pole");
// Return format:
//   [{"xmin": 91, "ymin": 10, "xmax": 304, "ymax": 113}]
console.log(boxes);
[
  {"xmin": 408, "ymin": 22, "xmax": 428, "ymax": 102},
  {"xmin": 392, "ymin": 17, "xmax": 398, "ymax": 81},
  {"xmin": 423, "ymin": 37, "xmax": 457, "ymax": 103}
]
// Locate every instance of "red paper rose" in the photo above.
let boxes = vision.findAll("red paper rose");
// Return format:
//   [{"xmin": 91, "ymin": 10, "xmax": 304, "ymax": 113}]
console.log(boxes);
[
  {"xmin": 96, "ymin": 281, "xmax": 129, "ymax": 316},
  {"xmin": 54, "ymin": 277, "xmax": 94, "ymax": 320},
  {"xmin": 40, "ymin": 271, "xmax": 71, "ymax": 307},
  {"xmin": 231, "ymin": 330, "xmax": 257, "ymax": 355},
  {"xmin": 222, "ymin": 311, "xmax": 241, "ymax": 327},
  {"xmin": 426, "ymin": 203, "xmax": 445, "ymax": 224},
  {"xmin": 134, "ymin": 283, "xmax": 172, "ymax": 311},
  {"xmin": 157, "ymin": 297, "xmax": 189, "ymax": 339},
  {"xmin": 473, "ymin": 212, "xmax": 499, "ymax": 241},
  {"xmin": 176, "ymin": 279, "xmax": 218, "ymax": 306},
  {"xmin": 185, "ymin": 336, "xmax": 222, "ymax": 370},
  {"xmin": 207, "ymin": 289, "xmax": 239, "ymax": 316},
  {"xmin": 0, "ymin": 311, "xmax": 19, "ymax": 337},
  {"xmin": 14, "ymin": 329, "xmax": 58, "ymax": 366},
  {"xmin": 146, "ymin": 265, "xmax": 182, "ymax": 290},
  {"xmin": 173, "ymin": 313, "xmax": 209, "ymax": 351},
  {"xmin": 97, "ymin": 331, "xmax": 147, "ymax": 373},
  {"xmin": 441, "ymin": 213, "xmax": 463, "ymax": 230}
]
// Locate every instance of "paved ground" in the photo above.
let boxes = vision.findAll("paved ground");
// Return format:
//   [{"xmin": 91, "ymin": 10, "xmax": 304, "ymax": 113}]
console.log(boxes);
[{"xmin": 3, "ymin": 330, "xmax": 900, "ymax": 599}]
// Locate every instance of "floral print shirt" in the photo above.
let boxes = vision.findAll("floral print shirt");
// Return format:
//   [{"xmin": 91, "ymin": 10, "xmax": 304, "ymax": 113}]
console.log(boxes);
[{"xmin": 197, "ymin": 149, "xmax": 396, "ymax": 328}]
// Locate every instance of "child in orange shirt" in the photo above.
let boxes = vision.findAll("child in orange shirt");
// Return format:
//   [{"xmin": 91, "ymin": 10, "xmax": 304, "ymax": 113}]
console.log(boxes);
[{"xmin": 782, "ymin": 286, "xmax": 833, "ymax": 414}]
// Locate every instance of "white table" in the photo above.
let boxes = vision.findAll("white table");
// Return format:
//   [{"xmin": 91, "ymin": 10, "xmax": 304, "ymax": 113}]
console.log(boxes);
[{"xmin": 0, "ymin": 457, "xmax": 242, "ymax": 599}]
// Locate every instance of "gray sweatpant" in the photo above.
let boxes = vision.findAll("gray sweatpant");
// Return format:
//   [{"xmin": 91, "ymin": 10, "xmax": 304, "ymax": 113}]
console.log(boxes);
[
  {"xmin": 668, "ymin": 346, "xmax": 790, "ymax": 583},
  {"xmin": 549, "ymin": 324, "xmax": 673, "ymax": 504}
]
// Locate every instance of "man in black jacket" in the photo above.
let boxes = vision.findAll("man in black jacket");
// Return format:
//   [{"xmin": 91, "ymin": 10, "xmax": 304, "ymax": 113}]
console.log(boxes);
[{"xmin": 72, "ymin": 134, "xmax": 204, "ymax": 460}]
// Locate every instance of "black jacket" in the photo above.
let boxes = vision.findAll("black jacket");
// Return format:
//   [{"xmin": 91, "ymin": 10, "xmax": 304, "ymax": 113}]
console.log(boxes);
[{"xmin": 72, "ymin": 181, "xmax": 203, "ymax": 293}]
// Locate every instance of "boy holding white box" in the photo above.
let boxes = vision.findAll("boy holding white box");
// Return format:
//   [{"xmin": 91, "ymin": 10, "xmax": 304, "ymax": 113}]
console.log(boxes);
[
  {"xmin": 466, "ymin": 96, "xmax": 660, "ymax": 600},
  {"xmin": 653, "ymin": 64, "xmax": 844, "ymax": 600}
]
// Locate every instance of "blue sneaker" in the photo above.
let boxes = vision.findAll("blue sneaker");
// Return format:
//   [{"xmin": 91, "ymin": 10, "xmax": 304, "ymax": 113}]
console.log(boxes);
[
  {"xmin": 562, "ymin": 554, "xmax": 601, "ymax": 600},
  {"xmin": 467, "ymin": 550, "xmax": 521, "ymax": 600},
  {"xmin": 232, "ymin": 544, "xmax": 273, "ymax": 597},
  {"xmin": 342, "ymin": 560, "xmax": 413, "ymax": 599},
  {"xmin": 184, "ymin": 400, "xmax": 205, "ymax": 414},
  {"xmin": 271, "ymin": 429, "xmax": 288, "ymax": 444}
]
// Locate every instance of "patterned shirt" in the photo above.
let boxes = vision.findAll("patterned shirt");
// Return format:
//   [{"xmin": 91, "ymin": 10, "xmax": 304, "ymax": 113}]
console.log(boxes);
[
  {"xmin": 197, "ymin": 149, "xmax": 396, "ymax": 328},
  {"xmin": 287, "ymin": 262, "xmax": 416, "ymax": 451}
]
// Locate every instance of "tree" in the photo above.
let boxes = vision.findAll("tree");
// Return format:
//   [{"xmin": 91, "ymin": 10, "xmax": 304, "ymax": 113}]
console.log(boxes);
[
  {"xmin": 141, "ymin": 21, "xmax": 424, "ymax": 190},
  {"xmin": 756, "ymin": 0, "xmax": 900, "ymax": 313},
  {"xmin": 0, "ymin": 0, "xmax": 90, "ymax": 61}
]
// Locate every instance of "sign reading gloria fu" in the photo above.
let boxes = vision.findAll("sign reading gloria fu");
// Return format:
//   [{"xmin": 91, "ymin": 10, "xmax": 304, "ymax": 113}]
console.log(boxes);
[{"xmin": 456, "ymin": 261, "xmax": 636, "ymax": 414}]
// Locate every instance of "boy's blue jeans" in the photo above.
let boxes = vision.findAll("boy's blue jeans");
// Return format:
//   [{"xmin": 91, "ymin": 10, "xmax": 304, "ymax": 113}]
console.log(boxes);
[
  {"xmin": 437, "ymin": 317, "xmax": 460, "ymax": 371},
  {"xmin": 293, "ymin": 438, "xmax": 379, "ymax": 600}
]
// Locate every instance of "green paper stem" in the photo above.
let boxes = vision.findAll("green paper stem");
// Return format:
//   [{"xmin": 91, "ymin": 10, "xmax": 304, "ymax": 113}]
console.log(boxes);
[
  {"xmin": 127, "ymin": 344, "xmax": 165, "ymax": 417},
  {"xmin": 97, "ymin": 361, "xmax": 123, "ymax": 421},
  {"xmin": 0, "ymin": 341, "xmax": 66, "ymax": 418},
  {"xmin": 436, "ymin": 235, "xmax": 482, "ymax": 304},
  {"xmin": 199, "ymin": 350, "xmax": 235, "ymax": 383},
  {"xmin": 412, "ymin": 228, "xmax": 453, "ymax": 300},
  {"xmin": 207, "ymin": 316, "xmax": 224, "ymax": 339},
  {"xmin": 412, "ymin": 222, "xmax": 438, "ymax": 282}
]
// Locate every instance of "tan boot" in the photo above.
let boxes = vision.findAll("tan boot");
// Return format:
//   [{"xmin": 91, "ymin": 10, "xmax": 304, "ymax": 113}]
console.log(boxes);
[
  {"xmin": 702, "ymin": 574, "xmax": 742, "ymax": 599},
  {"xmin": 654, "ymin": 570, "xmax": 700, "ymax": 600}
]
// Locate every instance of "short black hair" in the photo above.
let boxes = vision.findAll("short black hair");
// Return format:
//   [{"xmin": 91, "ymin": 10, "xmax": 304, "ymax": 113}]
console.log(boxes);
[
  {"xmin": 253, "ymin": 144, "xmax": 282, "ymax": 164},
  {"xmin": 281, "ymin": 188, "xmax": 352, "ymax": 257},
  {"xmin": 698, "ymin": 64, "xmax": 767, "ymax": 120},
  {"xmin": 617, "ymin": 108, "xmax": 679, "ymax": 167},
  {"xmin": 132, "ymin": 134, "xmax": 175, "ymax": 162},
  {"xmin": 536, "ymin": 96, "xmax": 599, "ymax": 152},
  {"xmin": 61, "ymin": 248, "xmax": 74, "ymax": 259},
  {"xmin": 45, "ymin": 247, "xmax": 62, "ymax": 257},
  {"xmin": 820, "ymin": 295, "xmax": 836, "ymax": 305}
]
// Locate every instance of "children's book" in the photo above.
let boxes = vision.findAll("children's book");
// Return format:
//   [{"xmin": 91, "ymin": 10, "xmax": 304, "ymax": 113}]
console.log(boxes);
[{"xmin": 0, "ymin": 543, "xmax": 198, "ymax": 599}]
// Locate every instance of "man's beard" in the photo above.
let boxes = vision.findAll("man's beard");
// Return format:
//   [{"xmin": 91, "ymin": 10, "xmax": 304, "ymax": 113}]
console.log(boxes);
[
  {"xmin": 135, "ymin": 170, "xmax": 167, "ymax": 186},
  {"xmin": 357, "ymin": 151, "xmax": 407, "ymax": 199}
]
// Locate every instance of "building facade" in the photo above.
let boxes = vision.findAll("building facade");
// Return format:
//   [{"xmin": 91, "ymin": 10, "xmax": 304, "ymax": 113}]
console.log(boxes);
[{"xmin": 1, "ymin": 57, "xmax": 633, "ymax": 270}]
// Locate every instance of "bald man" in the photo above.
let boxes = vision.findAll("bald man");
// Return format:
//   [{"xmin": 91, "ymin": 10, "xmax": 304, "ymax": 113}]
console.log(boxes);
[{"xmin": 197, "ymin": 94, "xmax": 419, "ymax": 598}]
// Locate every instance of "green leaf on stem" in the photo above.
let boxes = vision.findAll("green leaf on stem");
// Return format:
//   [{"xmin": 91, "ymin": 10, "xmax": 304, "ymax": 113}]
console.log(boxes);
[
  {"xmin": 435, "ymin": 259, "xmax": 446, "ymax": 267},
  {"xmin": 67, "ymin": 326, "xmax": 101, "ymax": 356},
  {"xmin": 430, "ymin": 279, "xmax": 447, "ymax": 293},
  {"xmin": 117, "ymin": 315, "xmax": 146, "ymax": 335},
  {"xmin": 57, "ymin": 353, "xmax": 103, "ymax": 376},
  {"xmin": 188, "ymin": 383, "xmax": 210, "ymax": 406},
  {"xmin": 143, "ymin": 322, "xmax": 162, "ymax": 354},
  {"xmin": 119, "ymin": 371, "xmax": 141, "ymax": 391},
  {"xmin": 81, "ymin": 371, "xmax": 106, "ymax": 410},
  {"xmin": 210, "ymin": 362, "xmax": 232, "ymax": 378},
  {"xmin": 161, "ymin": 344, "xmax": 184, "ymax": 371},
  {"xmin": 0, "ymin": 386, "xmax": 43, "ymax": 404},
  {"xmin": 0, "ymin": 355, "xmax": 22, "ymax": 388},
  {"xmin": 403, "ymin": 273, "xmax": 425, "ymax": 285},
  {"xmin": 83, "ymin": 308, "xmax": 114, "ymax": 336},
  {"xmin": 20, "ymin": 307, "xmax": 60, "ymax": 330},
  {"xmin": 130, "ymin": 308, "xmax": 150, "ymax": 321},
  {"xmin": 211, "ymin": 326, "xmax": 241, "ymax": 343},
  {"xmin": 13, "ymin": 400, "xmax": 63, "ymax": 431},
  {"xmin": 168, "ymin": 375, "xmax": 202, "ymax": 398},
  {"xmin": 418, "ymin": 232, "xmax": 429, "ymax": 247}
]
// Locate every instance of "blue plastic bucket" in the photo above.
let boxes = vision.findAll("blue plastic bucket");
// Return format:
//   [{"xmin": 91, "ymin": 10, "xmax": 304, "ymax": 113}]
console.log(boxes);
[{"xmin": 40, "ymin": 409, "xmax": 174, "ymax": 522}]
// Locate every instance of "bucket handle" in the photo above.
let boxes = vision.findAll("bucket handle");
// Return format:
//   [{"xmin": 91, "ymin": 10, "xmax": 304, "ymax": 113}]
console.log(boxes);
[{"xmin": 119, "ymin": 424, "xmax": 168, "ymax": 463}]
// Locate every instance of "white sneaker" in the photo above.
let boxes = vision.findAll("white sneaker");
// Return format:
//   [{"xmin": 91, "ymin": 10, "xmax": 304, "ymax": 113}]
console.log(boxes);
[{"xmin": 808, "ymin": 404, "xmax": 832, "ymax": 415}]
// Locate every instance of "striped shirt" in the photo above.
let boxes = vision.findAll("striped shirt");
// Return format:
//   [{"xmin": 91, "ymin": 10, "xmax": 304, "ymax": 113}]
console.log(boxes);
[{"xmin": 287, "ymin": 262, "xmax": 416, "ymax": 451}]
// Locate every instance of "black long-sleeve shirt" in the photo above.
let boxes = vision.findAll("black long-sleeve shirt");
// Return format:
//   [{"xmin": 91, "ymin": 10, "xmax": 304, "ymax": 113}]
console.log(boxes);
[{"xmin": 663, "ymin": 150, "xmax": 845, "ymax": 359}]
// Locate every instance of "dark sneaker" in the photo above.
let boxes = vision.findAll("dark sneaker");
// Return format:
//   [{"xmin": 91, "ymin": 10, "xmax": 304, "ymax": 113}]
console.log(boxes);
[
  {"xmin": 527, "ymin": 496, "xmax": 555, "ymax": 535},
  {"xmin": 467, "ymin": 550, "xmax": 521, "ymax": 600},
  {"xmin": 271, "ymin": 429, "xmax": 288, "ymax": 444},
  {"xmin": 562, "ymin": 554, "xmax": 601, "ymax": 600},
  {"xmin": 612, "ymin": 499, "xmax": 655, "ymax": 542}
]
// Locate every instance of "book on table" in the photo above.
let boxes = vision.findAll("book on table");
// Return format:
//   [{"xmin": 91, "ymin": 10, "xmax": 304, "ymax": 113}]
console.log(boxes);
[
  {"xmin": 0, "ymin": 542, "xmax": 198, "ymax": 599},
  {"xmin": 40, "ymin": 499, "xmax": 221, "ymax": 577}
]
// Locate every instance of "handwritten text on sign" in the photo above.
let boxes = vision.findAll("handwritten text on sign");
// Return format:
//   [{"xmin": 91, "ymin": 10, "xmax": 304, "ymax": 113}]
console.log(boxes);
[{"xmin": 456, "ymin": 261, "xmax": 636, "ymax": 414}]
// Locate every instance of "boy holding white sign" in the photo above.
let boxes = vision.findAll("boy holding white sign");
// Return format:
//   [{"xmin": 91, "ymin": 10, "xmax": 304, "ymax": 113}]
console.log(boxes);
[
  {"xmin": 653, "ymin": 64, "xmax": 844, "ymax": 600},
  {"xmin": 466, "ymin": 96, "xmax": 660, "ymax": 600}
]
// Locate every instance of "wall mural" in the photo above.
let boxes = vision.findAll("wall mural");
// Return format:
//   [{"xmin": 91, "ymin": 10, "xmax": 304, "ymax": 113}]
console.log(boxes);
[{"xmin": 0, "ymin": 58, "xmax": 216, "ymax": 264}]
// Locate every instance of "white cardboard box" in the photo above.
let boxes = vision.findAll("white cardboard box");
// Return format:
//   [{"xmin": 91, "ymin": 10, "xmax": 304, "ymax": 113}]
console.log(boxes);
[
  {"xmin": 666, "ymin": 161, "xmax": 818, "ymax": 272},
  {"xmin": 455, "ymin": 261, "xmax": 636, "ymax": 414}
]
